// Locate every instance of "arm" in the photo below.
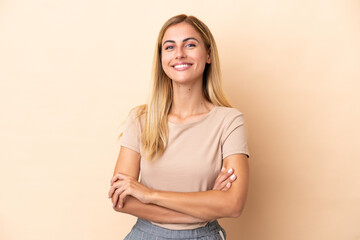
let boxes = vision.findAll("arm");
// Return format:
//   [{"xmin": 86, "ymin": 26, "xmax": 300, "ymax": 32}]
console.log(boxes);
[
  {"xmin": 113, "ymin": 197, "xmax": 204, "ymax": 224},
  {"xmin": 150, "ymin": 154, "xmax": 249, "ymax": 220},
  {"xmin": 113, "ymin": 153, "xmax": 249, "ymax": 221},
  {"xmin": 109, "ymin": 146, "xmax": 205, "ymax": 224}
]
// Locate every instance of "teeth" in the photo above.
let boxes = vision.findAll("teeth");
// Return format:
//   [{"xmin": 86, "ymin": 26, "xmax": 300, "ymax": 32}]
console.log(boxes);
[{"xmin": 174, "ymin": 64, "xmax": 190, "ymax": 69}]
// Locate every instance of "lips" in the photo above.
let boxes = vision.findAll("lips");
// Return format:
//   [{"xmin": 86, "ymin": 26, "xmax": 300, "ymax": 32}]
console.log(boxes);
[{"xmin": 172, "ymin": 63, "xmax": 192, "ymax": 71}]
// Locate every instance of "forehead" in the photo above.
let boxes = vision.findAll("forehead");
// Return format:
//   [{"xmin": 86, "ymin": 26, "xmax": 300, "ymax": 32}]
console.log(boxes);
[{"xmin": 162, "ymin": 22, "xmax": 203, "ymax": 44}]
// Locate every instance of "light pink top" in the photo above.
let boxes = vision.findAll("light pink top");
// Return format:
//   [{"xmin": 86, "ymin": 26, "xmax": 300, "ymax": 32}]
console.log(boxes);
[{"xmin": 120, "ymin": 106, "xmax": 249, "ymax": 230}]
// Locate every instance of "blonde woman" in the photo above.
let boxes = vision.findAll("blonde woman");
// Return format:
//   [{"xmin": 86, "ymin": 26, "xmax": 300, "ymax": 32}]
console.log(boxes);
[{"xmin": 108, "ymin": 14, "xmax": 249, "ymax": 240}]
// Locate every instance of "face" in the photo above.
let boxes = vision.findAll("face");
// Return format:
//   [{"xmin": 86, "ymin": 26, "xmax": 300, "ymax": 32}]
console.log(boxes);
[{"xmin": 161, "ymin": 22, "xmax": 211, "ymax": 85}]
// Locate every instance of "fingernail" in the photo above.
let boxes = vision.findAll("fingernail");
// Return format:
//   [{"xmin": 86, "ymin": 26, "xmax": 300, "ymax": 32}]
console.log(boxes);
[
  {"xmin": 227, "ymin": 168, "xmax": 233, "ymax": 174},
  {"xmin": 226, "ymin": 182, "xmax": 231, "ymax": 187},
  {"xmin": 221, "ymin": 167, "xmax": 225, "ymax": 172},
  {"xmin": 230, "ymin": 174, "xmax": 236, "ymax": 180}
]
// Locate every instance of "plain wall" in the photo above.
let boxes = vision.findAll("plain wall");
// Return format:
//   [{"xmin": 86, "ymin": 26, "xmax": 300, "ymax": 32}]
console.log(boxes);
[{"xmin": 1, "ymin": 0, "xmax": 359, "ymax": 239}]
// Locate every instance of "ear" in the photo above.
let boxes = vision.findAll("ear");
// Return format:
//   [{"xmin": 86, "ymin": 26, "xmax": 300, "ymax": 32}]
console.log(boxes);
[{"xmin": 206, "ymin": 50, "xmax": 211, "ymax": 64}]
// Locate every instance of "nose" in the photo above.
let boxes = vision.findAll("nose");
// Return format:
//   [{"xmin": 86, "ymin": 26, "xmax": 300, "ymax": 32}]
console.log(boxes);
[{"xmin": 175, "ymin": 47, "xmax": 186, "ymax": 59}]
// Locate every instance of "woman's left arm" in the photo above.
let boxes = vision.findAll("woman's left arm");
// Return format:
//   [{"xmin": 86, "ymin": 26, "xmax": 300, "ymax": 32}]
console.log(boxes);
[{"xmin": 110, "ymin": 153, "xmax": 249, "ymax": 220}]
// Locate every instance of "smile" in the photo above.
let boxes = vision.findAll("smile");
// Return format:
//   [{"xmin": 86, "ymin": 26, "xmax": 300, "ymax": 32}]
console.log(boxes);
[{"xmin": 173, "ymin": 63, "xmax": 192, "ymax": 70}]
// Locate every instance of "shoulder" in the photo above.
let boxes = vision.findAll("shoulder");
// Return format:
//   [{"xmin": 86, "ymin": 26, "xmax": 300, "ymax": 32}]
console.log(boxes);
[
  {"xmin": 210, "ymin": 106, "xmax": 247, "ymax": 134},
  {"xmin": 127, "ymin": 105, "xmax": 147, "ymax": 123},
  {"xmin": 122, "ymin": 105, "xmax": 147, "ymax": 136},
  {"xmin": 128, "ymin": 104, "xmax": 146, "ymax": 117},
  {"xmin": 214, "ymin": 106, "xmax": 244, "ymax": 121}
]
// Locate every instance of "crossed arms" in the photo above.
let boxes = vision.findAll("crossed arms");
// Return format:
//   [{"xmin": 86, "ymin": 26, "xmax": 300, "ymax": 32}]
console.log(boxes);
[{"xmin": 108, "ymin": 146, "xmax": 249, "ymax": 224}]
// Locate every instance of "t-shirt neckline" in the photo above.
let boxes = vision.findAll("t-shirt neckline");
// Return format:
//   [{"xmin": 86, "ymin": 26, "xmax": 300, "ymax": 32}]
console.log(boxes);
[{"xmin": 168, "ymin": 105, "xmax": 218, "ymax": 127}]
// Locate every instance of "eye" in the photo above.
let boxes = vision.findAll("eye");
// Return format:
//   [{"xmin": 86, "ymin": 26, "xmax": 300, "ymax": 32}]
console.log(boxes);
[
  {"xmin": 164, "ymin": 45, "xmax": 174, "ymax": 50},
  {"xmin": 186, "ymin": 43, "xmax": 196, "ymax": 48}
]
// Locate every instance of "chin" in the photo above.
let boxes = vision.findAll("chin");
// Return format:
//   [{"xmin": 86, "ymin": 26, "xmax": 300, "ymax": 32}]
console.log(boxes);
[
  {"xmin": 169, "ymin": 75, "xmax": 202, "ymax": 85},
  {"xmin": 171, "ymin": 78, "xmax": 196, "ymax": 85}
]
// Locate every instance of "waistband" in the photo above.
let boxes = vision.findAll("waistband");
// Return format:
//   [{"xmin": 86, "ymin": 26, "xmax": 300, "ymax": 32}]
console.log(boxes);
[{"xmin": 132, "ymin": 218, "xmax": 223, "ymax": 238}]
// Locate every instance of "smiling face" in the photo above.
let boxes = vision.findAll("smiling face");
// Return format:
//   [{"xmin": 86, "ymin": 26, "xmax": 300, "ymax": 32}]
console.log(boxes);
[{"xmin": 161, "ymin": 22, "xmax": 211, "ymax": 85}]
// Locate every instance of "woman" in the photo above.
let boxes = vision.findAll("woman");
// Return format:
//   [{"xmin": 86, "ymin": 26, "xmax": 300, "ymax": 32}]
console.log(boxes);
[{"xmin": 108, "ymin": 14, "xmax": 249, "ymax": 239}]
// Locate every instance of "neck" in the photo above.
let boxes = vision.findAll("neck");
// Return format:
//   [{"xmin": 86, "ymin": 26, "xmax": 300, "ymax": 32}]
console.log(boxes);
[{"xmin": 170, "ymin": 80, "xmax": 213, "ymax": 117}]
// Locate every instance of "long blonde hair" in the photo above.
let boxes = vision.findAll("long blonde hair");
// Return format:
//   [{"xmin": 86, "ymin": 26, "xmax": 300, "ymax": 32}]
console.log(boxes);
[{"xmin": 133, "ymin": 14, "xmax": 231, "ymax": 161}]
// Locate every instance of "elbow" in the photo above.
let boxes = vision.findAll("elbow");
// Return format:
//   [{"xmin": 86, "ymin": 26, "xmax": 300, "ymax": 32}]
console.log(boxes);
[
  {"xmin": 227, "ymin": 199, "xmax": 246, "ymax": 218},
  {"xmin": 230, "ymin": 205, "xmax": 244, "ymax": 218},
  {"xmin": 113, "ymin": 206, "xmax": 120, "ymax": 212},
  {"xmin": 113, "ymin": 205, "xmax": 126, "ymax": 213}
]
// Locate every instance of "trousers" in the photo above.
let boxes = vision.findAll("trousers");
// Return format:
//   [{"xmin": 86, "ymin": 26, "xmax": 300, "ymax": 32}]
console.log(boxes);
[{"xmin": 124, "ymin": 218, "xmax": 226, "ymax": 240}]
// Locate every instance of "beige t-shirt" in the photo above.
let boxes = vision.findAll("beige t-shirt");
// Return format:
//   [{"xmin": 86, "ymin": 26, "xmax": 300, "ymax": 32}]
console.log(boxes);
[{"xmin": 120, "ymin": 106, "xmax": 249, "ymax": 230}]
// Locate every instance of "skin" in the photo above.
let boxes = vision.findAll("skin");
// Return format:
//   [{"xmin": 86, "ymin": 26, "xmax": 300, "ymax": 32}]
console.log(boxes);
[
  {"xmin": 109, "ymin": 147, "xmax": 238, "ymax": 223},
  {"xmin": 109, "ymin": 153, "xmax": 248, "ymax": 221},
  {"xmin": 108, "ymin": 22, "xmax": 249, "ymax": 222},
  {"xmin": 161, "ymin": 22, "xmax": 213, "ymax": 122},
  {"xmin": 161, "ymin": 22, "xmax": 210, "ymax": 87}
]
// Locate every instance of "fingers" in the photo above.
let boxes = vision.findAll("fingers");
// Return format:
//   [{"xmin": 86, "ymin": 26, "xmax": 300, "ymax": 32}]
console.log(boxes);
[
  {"xmin": 111, "ymin": 181, "xmax": 129, "ymax": 207},
  {"xmin": 108, "ymin": 173, "xmax": 133, "ymax": 198},
  {"xmin": 220, "ymin": 175, "xmax": 237, "ymax": 191},
  {"xmin": 221, "ymin": 182, "xmax": 232, "ymax": 192},
  {"xmin": 111, "ymin": 183, "xmax": 124, "ymax": 207},
  {"xmin": 110, "ymin": 172, "xmax": 128, "ymax": 186},
  {"xmin": 218, "ymin": 167, "xmax": 234, "ymax": 183},
  {"xmin": 109, "ymin": 177, "xmax": 136, "ymax": 208},
  {"xmin": 213, "ymin": 168, "xmax": 225, "ymax": 189},
  {"xmin": 108, "ymin": 185, "xmax": 116, "ymax": 199},
  {"xmin": 213, "ymin": 167, "xmax": 237, "ymax": 191},
  {"xmin": 118, "ymin": 189, "xmax": 130, "ymax": 208},
  {"xmin": 112, "ymin": 188, "xmax": 120, "ymax": 207},
  {"xmin": 108, "ymin": 181, "xmax": 121, "ymax": 199}
]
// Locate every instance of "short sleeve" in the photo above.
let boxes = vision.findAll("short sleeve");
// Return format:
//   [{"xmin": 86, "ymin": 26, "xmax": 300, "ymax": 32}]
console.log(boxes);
[
  {"xmin": 119, "ymin": 111, "xmax": 141, "ymax": 153},
  {"xmin": 221, "ymin": 112, "xmax": 250, "ymax": 159}
]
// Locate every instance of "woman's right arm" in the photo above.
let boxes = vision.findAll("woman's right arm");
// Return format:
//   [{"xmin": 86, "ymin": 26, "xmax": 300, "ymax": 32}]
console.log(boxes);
[
  {"xmin": 109, "ymin": 146, "xmax": 236, "ymax": 223},
  {"xmin": 109, "ymin": 146, "xmax": 205, "ymax": 224},
  {"xmin": 113, "ymin": 196, "xmax": 204, "ymax": 223}
]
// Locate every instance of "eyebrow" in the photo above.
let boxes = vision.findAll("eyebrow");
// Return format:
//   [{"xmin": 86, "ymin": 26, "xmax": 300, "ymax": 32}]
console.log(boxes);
[{"xmin": 162, "ymin": 37, "xmax": 200, "ymax": 46}]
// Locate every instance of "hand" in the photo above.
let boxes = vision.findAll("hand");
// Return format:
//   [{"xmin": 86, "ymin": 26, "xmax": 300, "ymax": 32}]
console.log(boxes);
[
  {"xmin": 213, "ymin": 167, "xmax": 237, "ymax": 191},
  {"xmin": 108, "ymin": 173, "xmax": 153, "ymax": 208}
]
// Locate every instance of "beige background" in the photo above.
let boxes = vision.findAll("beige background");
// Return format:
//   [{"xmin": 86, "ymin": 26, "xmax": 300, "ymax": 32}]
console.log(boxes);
[{"xmin": 1, "ymin": 0, "xmax": 359, "ymax": 239}]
